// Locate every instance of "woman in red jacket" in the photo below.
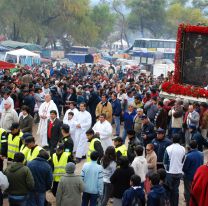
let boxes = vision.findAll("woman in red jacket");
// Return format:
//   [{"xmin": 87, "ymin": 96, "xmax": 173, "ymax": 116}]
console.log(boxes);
[{"xmin": 190, "ymin": 163, "xmax": 208, "ymax": 206}]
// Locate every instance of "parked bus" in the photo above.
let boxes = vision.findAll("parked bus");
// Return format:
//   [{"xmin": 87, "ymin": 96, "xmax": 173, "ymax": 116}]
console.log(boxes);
[{"xmin": 132, "ymin": 38, "xmax": 176, "ymax": 60}]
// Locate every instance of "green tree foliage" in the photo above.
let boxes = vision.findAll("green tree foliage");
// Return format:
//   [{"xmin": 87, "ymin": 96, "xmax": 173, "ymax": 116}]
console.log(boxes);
[
  {"xmin": 0, "ymin": 0, "xmax": 115, "ymax": 47},
  {"xmin": 126, "ymin": 0, "xmax": 166, "ymax": 38},
  {"xmin": 0, "ymin": 0, "xmax": 208, "ymax": 47},
  {"xmin": 90, "ymin": 3, "xmax": 116, "ymax": 46},
  {"xmin": 125, "ymin": 0, "xmax": 208, "ymax": 39},
  {"xmin": 165, "ymin": 3, "xmax": 208, "ymax": 37}
]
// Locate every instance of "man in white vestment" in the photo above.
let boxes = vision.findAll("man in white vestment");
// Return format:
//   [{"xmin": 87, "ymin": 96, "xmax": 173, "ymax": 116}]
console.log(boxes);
[
  {"xmin": 63, "ymin": 101, "xmax": 79, "ymax": 122},
  {"xmin": 92, "ymin": 113, "xmax": 113, "ymax": 151},
  {"xmin": 37, "ymin": 94, "xmax": 59, "ymax": 147},
  {"xmin": 75, "ymin": 102, "xmax": 92, "ymax": 162}
]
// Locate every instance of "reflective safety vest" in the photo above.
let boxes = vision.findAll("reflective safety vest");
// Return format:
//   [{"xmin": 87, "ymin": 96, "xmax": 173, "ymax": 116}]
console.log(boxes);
[
  {"xmin": 87, "ymin": 138, "xmax": 101, "ymax": 162},
  {"xmin": 20, "ymin": 144, "xmax": 30, "ymax": 159},
  {"xmin": 115, "ymin": 144, "xmax": 127, "ymax": 157},
  {"xmin": 0, "ymin": 128, "xmax": 6, "ymax": 151},
  {"xmin": 52, "ymin": 152, "xmax": 70, "ymax": 182},
  {"xmin": 26, "ymin": 146, "xmax": 43, "ymax": 162},
  {"xmin": 7, "ymin": 132, "xmax": 23, "ymax": 159}
]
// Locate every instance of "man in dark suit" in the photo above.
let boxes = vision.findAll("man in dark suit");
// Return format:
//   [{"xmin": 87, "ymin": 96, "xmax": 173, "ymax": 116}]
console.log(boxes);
[
  {"xmin": 87, "ymin": 85, "xmax": 100, "ymax": 126},
  {"xmin": 19, "ymin": 105, "xmax": 33, "ymax": 133},
  {"xmin": 47, "ymin": 110, "xmax": 62, "ymax": 154}
]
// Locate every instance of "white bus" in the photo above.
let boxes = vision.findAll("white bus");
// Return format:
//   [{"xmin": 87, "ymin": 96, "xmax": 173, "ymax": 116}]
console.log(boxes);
[{"xmin": 132, "ymin": 38, "xmax": 176, "ymax": 60}]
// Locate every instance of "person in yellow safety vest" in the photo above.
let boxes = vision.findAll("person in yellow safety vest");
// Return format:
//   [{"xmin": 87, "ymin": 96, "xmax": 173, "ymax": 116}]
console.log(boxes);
[
  {"xmin": 20, "ymin": 132, "xmax": 32, "ymax": 162},
  {"xmin": 51, "ymin": 143, "xmax": 73, "ymax": 197},
  {"xmin": 24, "ymin": 136, "xmax": 44, "ymax": 163},
  {"xmin": 7, "ymin": 123, "xmax": 23, "ymax": 161},
  {"xmin": 113, "ymin": 136, "xmax": 127, "ymax": 161},
  {"xmin": 0, "ymin": 128, "xmax": 7, "ymax": 170},
  {"xmin": 86, "ymin": 129, "xmax": 104, "ymax": 163}
]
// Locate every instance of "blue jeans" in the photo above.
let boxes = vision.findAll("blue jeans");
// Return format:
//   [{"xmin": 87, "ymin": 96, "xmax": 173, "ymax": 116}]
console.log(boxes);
[
  {"xmin": 27, "ymin": 192, "xmax": 45, "ymax": 206},
  {"xmin": 8, "ymin": 195, "xmax": 27, "ymax": 206},
  {"xmin": 122, "ymin": 128, "xmax": 127, "ymax": 143},
  {"xmin": 166, "ymin": 173, "xmax": 182, "ymax": 206},
  {"xmin": 113, "ymin": 116, "xmax": 120, "ymax": 136},
  {"xmin": 82, "ymin": 192, "xmax": 98, "ymax": 206},
  {"xmin": 183, "ymin": 176, "xmax": 192, "ymax": 206},
  {"xmin": 100, "ymin": 183, "xmax": 113, "ymax": 206}
]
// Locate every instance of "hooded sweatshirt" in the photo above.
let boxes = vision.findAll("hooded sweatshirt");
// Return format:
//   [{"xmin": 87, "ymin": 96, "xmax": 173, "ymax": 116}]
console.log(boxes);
[
  {"xmin": 131, "ymin": 156, "xmax": 148, "ymax": 183},
  {"xmin": 5, "ymin": 162, "xmax": 34, "ymax": 195},
  {"xmin": 122, "ymin": 186, "xmax": 145, "ymax": 206},
  {"xmin": 147, "ymin": 185, "xmax": 166, "ymax": 206}
]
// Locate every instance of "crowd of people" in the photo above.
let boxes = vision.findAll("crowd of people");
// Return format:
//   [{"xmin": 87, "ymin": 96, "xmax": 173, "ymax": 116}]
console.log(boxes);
[{"xmin": 0, "ymin": 63, "xmax": 207, "ymax": 206}]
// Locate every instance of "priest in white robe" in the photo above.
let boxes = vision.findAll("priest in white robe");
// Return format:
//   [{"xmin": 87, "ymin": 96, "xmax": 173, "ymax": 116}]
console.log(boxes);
[
  {"xmin": 92, "ymin": 113, "xmax": 113, "ymax": 151},
  {"xmin": 75, "ymin": 103, "xmax": 92, "ymax": 161},
  {"xmin": 37, "ymin": 94, "xmax": 59, "ymax": 147}
]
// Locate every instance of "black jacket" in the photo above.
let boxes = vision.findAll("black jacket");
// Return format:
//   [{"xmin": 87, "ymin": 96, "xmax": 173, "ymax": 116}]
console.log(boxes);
[
  {"xmin": 47, "ymin": 118, "xmax": 62, "ymax": 146},
  {"xmin": 110, "ymin": 166, "xmax": 135, "ymax": 198},
  {"xmin": 127, "ymin": 137, "xmax": 141, "ymax": 163},
  {"xmin": 19, "ymin": 114, "xmax": 33, "ymax": 133},
  {"xmin": 59, "ymin": 135, "xmax": 74, "ymax": 154},
  {"xmin": 22, "ymin": 95, "xmax": 36, "ymax": 114},
  {"xmin": 89, "ymin": 137, "xmax": 104, "ymax": 163},
  {"xmin": 141, "ymin": 122, "xmax": 156, "ymax": 146}
]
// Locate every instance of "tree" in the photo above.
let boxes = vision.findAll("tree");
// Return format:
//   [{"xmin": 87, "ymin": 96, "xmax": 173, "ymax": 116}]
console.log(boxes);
[
  {"xmin": 165, "ymin": 3, "xmax": 207, "ymax": 37},
  {"xmin": 90, "ymin": 3, "xmax": 115, "ymax": 47},
  {"xmin": 167, "ymin": 0, "xmax": 188, "ymax": 5},
  {"xmin": 112, "ymin": 0, "xmax": 130, "ymax": 48},
  {"xmin": 0, "ymin": 0, "xmax": 114, "ymax": 48},
  {"xmin": 126, "ymin": 0, "xmax": 166, "ymax": 38}
]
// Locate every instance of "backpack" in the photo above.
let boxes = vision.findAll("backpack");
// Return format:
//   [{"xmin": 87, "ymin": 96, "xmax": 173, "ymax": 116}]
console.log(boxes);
[
  {"xmin": 159, "ymin": 193, "xmax": 171, "ymax": 206},
  {"xmin": 130, "ymin": 189, "xmax": 143, "ymax": 206}
]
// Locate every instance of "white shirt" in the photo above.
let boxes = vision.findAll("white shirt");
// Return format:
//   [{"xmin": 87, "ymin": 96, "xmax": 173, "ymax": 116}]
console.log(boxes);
[
  {"xmin": 166, "ymin": 143, "xmax": 185, "ymax": 174},
  {"xmin": 127, "ymin": 96, "xmax": 135, "ymax": 106},
  {"xmin": 0, "ymin": 171, "xmax": 9, "ymax": 191},
  {"xmin": 117, "ymin": 93, "xmax": 127, "ymax": 104},
  {"xmin": 92, "ymin": 120, "xmax": 113, "ymax": 140},
  {"xmin": 41, "ymin": 87, "xmax": 50, "ymax": 96},
  {"xmin": 131, "ymin": 156, "xmax": 148, "ymax": 183}
]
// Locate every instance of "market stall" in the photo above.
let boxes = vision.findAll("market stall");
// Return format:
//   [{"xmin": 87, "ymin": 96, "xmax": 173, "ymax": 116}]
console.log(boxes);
[{"xmin": 4, "ymin": 48, "xmax": 40, "ymax": 66}]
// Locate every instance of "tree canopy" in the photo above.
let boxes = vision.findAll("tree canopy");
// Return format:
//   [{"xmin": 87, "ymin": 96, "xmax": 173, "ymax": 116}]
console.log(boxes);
[
  {"xmin": 0, "ymin": 0, "xmax": 115, "ymax": 48},
  {"xmin": 0, "ymin": 0, "xmax": 207, "ymax": 48}
]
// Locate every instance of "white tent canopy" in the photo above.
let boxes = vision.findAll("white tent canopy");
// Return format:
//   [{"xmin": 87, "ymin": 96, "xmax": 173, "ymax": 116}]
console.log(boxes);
[
  {"xmin": 4, "ymin": 48, "xmax": 40, "ymax": 65},
  {"xmin": 5, "ymin": 48, "xmax": 40, "ymax": 57}
]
